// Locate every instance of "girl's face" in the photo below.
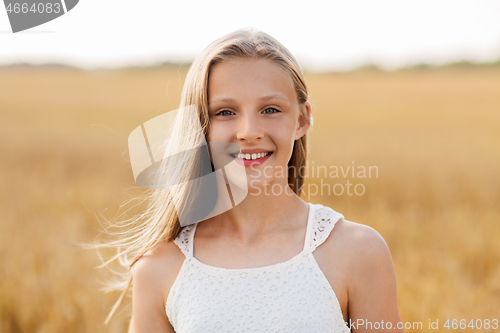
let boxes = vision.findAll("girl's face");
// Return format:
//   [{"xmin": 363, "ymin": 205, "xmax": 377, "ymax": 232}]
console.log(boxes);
[{"xmin": 207, "ymin": 57, "xmax": 310, "ymax": 192}]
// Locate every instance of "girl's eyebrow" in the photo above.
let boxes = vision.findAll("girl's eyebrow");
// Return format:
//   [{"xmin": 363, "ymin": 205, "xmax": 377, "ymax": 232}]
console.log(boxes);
[{"xmin": 209, "ymin": 94, "xmax": 289, "ymax": 105}]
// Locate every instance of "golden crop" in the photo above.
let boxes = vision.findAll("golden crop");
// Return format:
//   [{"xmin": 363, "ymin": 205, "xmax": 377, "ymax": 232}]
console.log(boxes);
[{"xmin": 0, "ymin": 66, "xmax": 498, "ymax": 332}]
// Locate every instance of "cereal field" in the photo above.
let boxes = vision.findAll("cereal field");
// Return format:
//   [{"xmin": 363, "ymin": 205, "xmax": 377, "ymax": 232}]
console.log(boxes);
[{"xmin": 0, "ymin": 65, "xmax": 499, "ymax": 332}]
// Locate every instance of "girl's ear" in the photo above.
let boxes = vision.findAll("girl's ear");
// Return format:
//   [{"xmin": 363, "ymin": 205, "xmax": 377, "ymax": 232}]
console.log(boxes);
[{"xmin": 295, "ymin": 101, "xmax": 312, "ymax": 140}]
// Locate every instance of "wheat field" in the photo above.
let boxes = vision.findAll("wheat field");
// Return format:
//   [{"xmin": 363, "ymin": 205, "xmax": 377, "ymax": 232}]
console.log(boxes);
[{"xmin": 0, "ymin": 66, "xmax": 499, "ymax": 332}]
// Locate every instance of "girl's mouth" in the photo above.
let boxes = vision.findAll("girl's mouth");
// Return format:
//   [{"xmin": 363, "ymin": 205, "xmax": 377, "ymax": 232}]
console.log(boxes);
[{"xmin": 229, "ymin": 152, "xmax": 273, "ymax": 166}]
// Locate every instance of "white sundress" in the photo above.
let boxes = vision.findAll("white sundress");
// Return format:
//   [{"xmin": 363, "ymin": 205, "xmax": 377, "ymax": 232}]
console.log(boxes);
[{"xmin": 166, "ymin": 202, "xmax": 352, "ymax": 333}]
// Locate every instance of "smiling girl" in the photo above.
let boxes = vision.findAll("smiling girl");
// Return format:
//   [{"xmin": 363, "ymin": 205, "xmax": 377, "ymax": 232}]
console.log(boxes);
[{"xmin": 101, "ymin": 27, "xmax": 404, "ymax": 333}]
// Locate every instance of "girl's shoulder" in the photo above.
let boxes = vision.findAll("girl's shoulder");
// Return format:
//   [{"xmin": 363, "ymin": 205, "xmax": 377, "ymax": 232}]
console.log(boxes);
[
  {"xmin": 131, "ymin": 240, "xmax": 186, "ymax": 306},
  {"xmin": 330, "ymin": 217, "xmax": 387, "ymax": 252},
  {"xmin": 317, "ymin": 206, "xmax": 392, "ymax": 276},
  {"xmin": 134, "ymin": 240, "xmax": 185, "ymax": 271},
  {"xmin": 313, "ymin": 203, "xmax": 391, "ymax": 268},
  {"xmin": 310, "ymin": 204, "xmax": 384, "ymax": 245}
]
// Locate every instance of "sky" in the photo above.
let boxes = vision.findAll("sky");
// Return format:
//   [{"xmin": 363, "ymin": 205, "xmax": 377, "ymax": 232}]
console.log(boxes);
[{"xmin": 1, "ymin": 0, "xmax": 500, "ymax": 72}]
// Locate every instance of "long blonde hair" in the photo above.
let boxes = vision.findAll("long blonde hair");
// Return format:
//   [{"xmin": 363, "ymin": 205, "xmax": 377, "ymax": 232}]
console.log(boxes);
[{"xmin": 93, "ymin": 26, "xmax": 312, "ymax": 325}]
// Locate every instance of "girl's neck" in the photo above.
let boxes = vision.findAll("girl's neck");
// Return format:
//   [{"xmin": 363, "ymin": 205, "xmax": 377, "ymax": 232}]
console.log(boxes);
[{"xmin": 201, "ymin": 183, "xmax": 308, "ymax": 245}]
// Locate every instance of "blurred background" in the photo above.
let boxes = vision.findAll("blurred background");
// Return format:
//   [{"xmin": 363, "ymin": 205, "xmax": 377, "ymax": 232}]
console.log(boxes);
[{"xmin": 1, "ymin": 1, "xmax": 499, "ymax": 332}]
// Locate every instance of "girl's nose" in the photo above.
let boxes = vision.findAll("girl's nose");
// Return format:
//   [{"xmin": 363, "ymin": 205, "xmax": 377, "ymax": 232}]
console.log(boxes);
[{"xmin": 236, "ymin": 112, "xmax": 264, "ymax": 142}]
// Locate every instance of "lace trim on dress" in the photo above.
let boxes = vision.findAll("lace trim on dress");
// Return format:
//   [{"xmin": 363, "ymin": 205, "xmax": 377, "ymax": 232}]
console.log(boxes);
[
  {"xmin": 173, "ymin": 224, "xmax": 194, "ymax": 258},
  {"xmin": 305, "ymin": 205, "xmax": 344, "ymax": 253}
]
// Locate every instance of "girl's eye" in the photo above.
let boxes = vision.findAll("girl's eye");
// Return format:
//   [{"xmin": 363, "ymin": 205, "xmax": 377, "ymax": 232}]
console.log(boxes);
[
  {"xmin": 216, "ymin": 110, "xmax": 235, "ymax": 116},
  {"xmin": 262, "ymin": 107, "xmax": 281, "ymax": 114},
  {"xmin": 215, "ymin": 108, "xmax": 280, "ymax": 116}
]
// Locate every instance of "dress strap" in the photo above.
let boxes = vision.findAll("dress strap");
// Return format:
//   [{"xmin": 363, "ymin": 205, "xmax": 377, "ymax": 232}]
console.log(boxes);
[
  {"xmin": 173, "ymin": 224, "xmax": 196, "ymax": 258},
  {"xmin": 303, "ymin": 204, "xmax": 344, "ymax": 253}
]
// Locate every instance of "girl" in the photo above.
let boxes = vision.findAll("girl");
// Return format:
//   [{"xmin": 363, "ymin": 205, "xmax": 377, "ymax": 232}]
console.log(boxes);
[{"xmin": 101, "ymin": 27, "xmax": 404, "ymax": 332}]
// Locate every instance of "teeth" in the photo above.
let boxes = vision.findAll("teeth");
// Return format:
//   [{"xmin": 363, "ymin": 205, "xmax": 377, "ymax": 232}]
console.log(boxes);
[{"xmin": 235, "ymin": 152, "xmax": 270, "ymax": 160}]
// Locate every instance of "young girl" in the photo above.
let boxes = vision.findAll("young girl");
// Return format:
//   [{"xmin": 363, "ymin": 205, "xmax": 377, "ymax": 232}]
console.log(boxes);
[{"xmin": 103, "ymin": 27, "xmax": 404, "ymax": 332}]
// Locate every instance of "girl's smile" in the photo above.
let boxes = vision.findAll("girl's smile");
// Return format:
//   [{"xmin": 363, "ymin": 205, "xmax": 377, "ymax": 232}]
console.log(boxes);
[{"xmin": 230, "ymin": 150, "xmax": 273, "ymax": 166}]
